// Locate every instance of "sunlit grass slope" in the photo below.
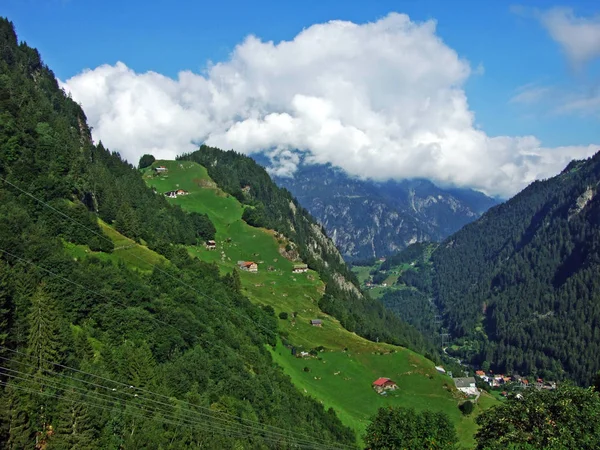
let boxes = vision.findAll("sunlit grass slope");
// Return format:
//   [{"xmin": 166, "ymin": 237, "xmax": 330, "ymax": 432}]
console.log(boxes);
[{"xmin": 139, "ymin": 159, "xmax": 494, "ymax": 447}]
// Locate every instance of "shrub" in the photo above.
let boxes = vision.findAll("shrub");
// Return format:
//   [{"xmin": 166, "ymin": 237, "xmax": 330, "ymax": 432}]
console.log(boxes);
[
  {"xmin": 279, "ymin": 311, "xmax": 288, "ymax": 320},
  {"xmin": 459, "ymin": 400, "xmax": 474, "ymax": 415}
]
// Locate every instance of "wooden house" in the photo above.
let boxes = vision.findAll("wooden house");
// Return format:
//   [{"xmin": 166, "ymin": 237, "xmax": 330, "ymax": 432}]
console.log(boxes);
[
  {"xmin": 238, "ymin": 261, "xmax": 258, "ymax": 272},
  {"xmin": 292, "ymin": 264, "xmax": 308, "ymax": 273},
  {"xmin": 372, "ymin": 377, "xmax": 397, "ymax": 394}
]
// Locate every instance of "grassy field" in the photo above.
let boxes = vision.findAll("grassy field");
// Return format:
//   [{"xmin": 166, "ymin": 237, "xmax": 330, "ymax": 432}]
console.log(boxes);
[
  {"xmin": 136, "ymin": 160, "xmax": 496, "ymax": 447},
  {"xmin": 63, "ymin": 219, "xmax": 166, "ymax": 272}
]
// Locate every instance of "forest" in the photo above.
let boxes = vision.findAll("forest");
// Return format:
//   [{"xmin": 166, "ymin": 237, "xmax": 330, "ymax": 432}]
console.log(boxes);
[
  {"xmin": 376, "ymin": 153, "xmax": 600, "ymax": 386},
  {"xmin": 0, "ymin": 18, "xmax": 356, "ymax": 448}
]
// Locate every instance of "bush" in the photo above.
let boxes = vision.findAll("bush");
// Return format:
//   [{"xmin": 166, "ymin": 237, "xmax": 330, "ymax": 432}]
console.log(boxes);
[
  {"xmin": 138, "ymin": 154, "xmax": 155, "ymax": 169},
  {"xmin": 303, "ymin": 366, "xmax": 311, "ymax": 372},
  {"xmin": 459, "ymin": 400, "xmax": 474, "ymax": 415},
  {"xmin": 278, "ymin": 311, "xmax": 288, "ymax": 320}
]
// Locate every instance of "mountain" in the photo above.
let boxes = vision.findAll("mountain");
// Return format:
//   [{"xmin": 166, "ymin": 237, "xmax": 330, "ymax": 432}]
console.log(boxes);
[
  {"xmin": 0, "ymin": 18, "xmax": 496, "ymax": 448},
  {"xmin": 377, "ymin": 154, "xmax": 600, "ymax": 386},
  {"xmin": 270, "ymin": 162, "xmax": 498, "ymax": 260},
  {"xmin": 0, "ymin": 18, "xmax": 357, "ymax": 448}
]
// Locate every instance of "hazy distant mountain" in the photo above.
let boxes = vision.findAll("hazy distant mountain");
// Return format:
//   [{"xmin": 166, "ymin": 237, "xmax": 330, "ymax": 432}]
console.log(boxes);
[{"xmin": 268, "ymin": 162, "xmax": 498, "ymax": 260}]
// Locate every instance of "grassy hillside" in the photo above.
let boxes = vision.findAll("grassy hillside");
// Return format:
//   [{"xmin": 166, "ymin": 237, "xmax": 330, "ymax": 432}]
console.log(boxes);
[
  {"xmin": 141, "ymin": 160, "xmax": 496, "ymax": 447},
  {"xmin": 64, "ymin": 219, "xmax": 166, "ymax": 272}
]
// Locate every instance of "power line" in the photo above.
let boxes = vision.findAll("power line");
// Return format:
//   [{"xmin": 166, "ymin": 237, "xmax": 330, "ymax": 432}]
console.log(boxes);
[
  {"xmin": 0, "ymin": 176, "xmax": 325, "ymax": 353},
  {"xmin": 0, "ymin": 379, "xmax": 316, "ymax": 448},
  {"xmin": 0, "ymin": 346, "xmax": 352, "ymax": 449},
  {"xmin": 0, "ymin": 177, "xmax": 356, "ymax": 448},
  {"xmin": 0, "ymin": 365, "xmax": 327, "ymax": 449},
  {"xmin": 0, "ymin": 358, "xmax": 346, "ymax": 450},
  {"xmin": 0, "ymin": 252, "xmax": 349, "ymax": 448}
]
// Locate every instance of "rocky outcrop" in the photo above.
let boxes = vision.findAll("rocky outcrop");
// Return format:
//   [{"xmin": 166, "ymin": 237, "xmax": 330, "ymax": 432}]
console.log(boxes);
[{"xmin": 274, "ymin": 164, "xmax": 498, "ymax": 260}]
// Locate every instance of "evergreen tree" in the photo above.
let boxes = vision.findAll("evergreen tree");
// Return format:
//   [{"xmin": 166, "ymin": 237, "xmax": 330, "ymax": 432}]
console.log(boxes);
[
  {"xmin": 138, "ymin": 154, "xmax": 155, "ymax": 169},
  {"xmin": 0, "ymin": 259, "xmax": 13, "ymax": 348},
  {"xmin": 27, "ymin": 284, "xmax": 62, "ymax": 373},
  {"xmin": 51, "ymin": 388, "xmax": 98, "ymax": 450},
  {"xmin": 364, "ymin": 406, "xmax": 457, "ymax": 450}
]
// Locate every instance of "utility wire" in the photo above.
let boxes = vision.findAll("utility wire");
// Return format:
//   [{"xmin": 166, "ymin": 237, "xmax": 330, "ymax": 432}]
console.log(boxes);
[
  {"xmin": 0, "ymin": 348, "xmax": 351, "ymax": 449},
  {"xmin": 0, "ymin": 177, "xmax": 354, "ymax": 448},
  {"xmin": 0, "ymin": 380, "xmax": 319, "ymax": 448},
  {"xmin": 0, "ymin": 366, "xmax": 321, "ymax": 449},
  {"xmin": 0, "ymin": 360, "xmax": 346, "ymax": 450}
]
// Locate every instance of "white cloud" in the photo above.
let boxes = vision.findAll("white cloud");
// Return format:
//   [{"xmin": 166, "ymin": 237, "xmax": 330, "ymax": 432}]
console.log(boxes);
[
  {"xmin": 510, "ymin": 83, "xmax": 552, "ymax": 104},
  {"xmin": 539, "ymin": 7, "xmax": 600, "ymax": 67},
  {"xmin": 62, "ymin": 13, "xmax": 598, "ymax": 198}
]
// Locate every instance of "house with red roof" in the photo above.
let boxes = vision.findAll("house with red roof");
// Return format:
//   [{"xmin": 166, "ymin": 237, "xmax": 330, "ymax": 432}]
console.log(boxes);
[
  {"xmin": 372, "ymin": 377, "xmax": 397, "ymax": 394},
  {"xmin": 238, "ymin": 261, "xmax": 258, "ymax": 272}
]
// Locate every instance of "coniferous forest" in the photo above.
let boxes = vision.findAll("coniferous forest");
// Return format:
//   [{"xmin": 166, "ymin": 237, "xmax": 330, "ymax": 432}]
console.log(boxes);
[
  {"xmin": 0, "ymin": 18, "xmax": 356, "ymax": 448},
  {"xmin": 380, "ymin": 154, "xmax": 600, "ymax": 386}
]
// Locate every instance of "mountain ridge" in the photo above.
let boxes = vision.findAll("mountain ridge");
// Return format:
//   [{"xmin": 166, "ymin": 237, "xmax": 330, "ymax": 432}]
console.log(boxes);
[{"xmin": 267, "ymin": 161, "xmax": 498, "ymax": 260}]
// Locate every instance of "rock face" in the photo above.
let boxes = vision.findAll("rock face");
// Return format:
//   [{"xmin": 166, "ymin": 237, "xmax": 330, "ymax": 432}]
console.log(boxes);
[{"xmin": 273, "ymin": 164, "xmax": 498, "ymax": 260}]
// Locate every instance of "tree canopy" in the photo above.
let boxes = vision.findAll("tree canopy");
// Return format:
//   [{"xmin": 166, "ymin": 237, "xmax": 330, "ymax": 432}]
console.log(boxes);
[
  {"xmin": 364, "ymin": 406, "xmax": 457, "ymax": 450},
  {"xmin": 475, "ymin": 385, "xmax": 600, "ymax": 449}
]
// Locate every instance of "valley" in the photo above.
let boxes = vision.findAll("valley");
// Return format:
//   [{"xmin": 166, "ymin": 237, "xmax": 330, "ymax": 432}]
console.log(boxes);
[{"xmin": 139, "ymin": 159, "xmax": 495, "ymax": 446}]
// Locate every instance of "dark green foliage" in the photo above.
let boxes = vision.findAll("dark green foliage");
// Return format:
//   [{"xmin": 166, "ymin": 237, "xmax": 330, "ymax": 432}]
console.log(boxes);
[
  {"xmin": 459, "ymin": 400, "xmax": 474, "ymax": 416},
  {"xmin": 138, "ymin": 154, "xmax": 155, "ymax": 169},
  {"xmin": 0, "ymin": 18, "xmax": 356, "ymax": 449},
  {"xmin": 189, "ymin": 211, "xmax": 216, "ymax": 242},
  {"xmin": 382, "ymin": 289, "xmax": 438, "ymax": 337},
  {"xmin": 371, "ymin": 271, "xmax": 387, "ymax": 285},
  {"xmin": 241, "ymin": 204, "xmax": 268, "ymax": 228},
  {"xmin": 390, "ymin": 152, "xmax": 600, "ymax": 385},
  {"xmin": 380, "ymin": 242, "xmax": 433, "ymax": 271},
  {"xmin": 364, "ymin": 406, "xmax": 457, "ymax": 450},
  {"xmin": 475, "ymin": 385, "xmax": 600, "ymax": 449},
  {"xmin": 278, "ymin": 311, "xmax": 288, "ymax": 320}
]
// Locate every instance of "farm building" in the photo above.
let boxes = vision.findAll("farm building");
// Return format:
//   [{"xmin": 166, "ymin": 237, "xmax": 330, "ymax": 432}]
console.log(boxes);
[
  {"xmin": 176, "ymin": 189, "xmax": 189, "ymax": 196},
  {"xmin": 238, "ymin": 261, "xmax": 258, "ymax": 272},
  {"xmin": 310, "ymin": 319, "xmax": 322, "ymax": 327},
  {"xmin": 205, "ymin": 240, "xmax": 216, "ymax": 250},
  {"xmin": 155, "ymin": 166, "xmax": 168, "ymax": 173},
  {"xmin": 435, "ymin": 366, "xmax": 446, "ymax": 374},
  {"xmin": 372, "ymin": 377, "xmax": 397, "ymax": 394},
  {"xmin": 164, "ymin": 191, "xmax": 177, "ymax": 198},
  {"xmin": 292, "ymin": 264, "xmax": 308, "ymax": 273},
  {"xmin": 454, "ymin": 377, "xmax": 478, "ymax": 396}
]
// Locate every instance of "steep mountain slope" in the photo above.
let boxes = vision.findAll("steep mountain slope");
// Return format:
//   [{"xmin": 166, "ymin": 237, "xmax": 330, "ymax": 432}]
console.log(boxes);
[
  {"xmin": 179, "ymin": 147, "xmax": 436, "ymax": 356},
  {"xmin": 0, "ymin": 18, "xmax": 356, "ymax": 448},
  {"xmin": 142, "ymin": 159, "xmax": 497, "ymax": 447},
  {"xmin": 379, "ymin": 154, "xmax": 600, "ymax": 386},
  {"xmin": 271, "ymin": 163, "xmax": 497, "ymax": 260}
]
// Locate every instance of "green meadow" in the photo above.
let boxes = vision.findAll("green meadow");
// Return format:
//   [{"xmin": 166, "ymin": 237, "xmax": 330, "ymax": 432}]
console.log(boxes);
[
  {"xmin": 63, "ymin": 219, "xmax": 166, "ymax": 272},
  {"xmin": 134, "ymin": 159, "xmax": 494, "ymax": 447}
]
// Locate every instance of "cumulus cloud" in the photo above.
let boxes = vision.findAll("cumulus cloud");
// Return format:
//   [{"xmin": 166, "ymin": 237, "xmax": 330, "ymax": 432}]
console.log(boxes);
[
  {"xmin": 62, "ymin": 13, "xmax": 598, "ymax": 198},
  {"xmin": 539, "ymin": 7, "xmax": 600, "ymax": 68}
]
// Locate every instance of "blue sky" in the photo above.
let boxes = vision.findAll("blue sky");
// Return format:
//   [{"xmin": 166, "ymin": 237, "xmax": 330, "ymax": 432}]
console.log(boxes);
[{"xmin": 2, "ymin": 0, "xmax": 600, "ymax": 196}]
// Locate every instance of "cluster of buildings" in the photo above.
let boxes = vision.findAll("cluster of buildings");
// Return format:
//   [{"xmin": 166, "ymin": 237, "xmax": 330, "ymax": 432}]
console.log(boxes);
[{"xmin": 474, "ymin": 370, "xmax": 556, "ymax": 390}]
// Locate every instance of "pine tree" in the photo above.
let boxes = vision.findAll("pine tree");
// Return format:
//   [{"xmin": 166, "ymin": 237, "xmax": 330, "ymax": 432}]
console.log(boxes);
[
  {"xmin": 0, "ymin": 259, "xmax": 13, "ymax": 348},
  {"xmin": 51, "ymin": 388, "xmax": 98, "ymax": 450},
  {"xmin": 6, "ymin": 389, "xmax": 33, "ymax": 450},
  {"xmin": 27, "ymin": 284, "xmax": 62, "ymax": 373}
]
